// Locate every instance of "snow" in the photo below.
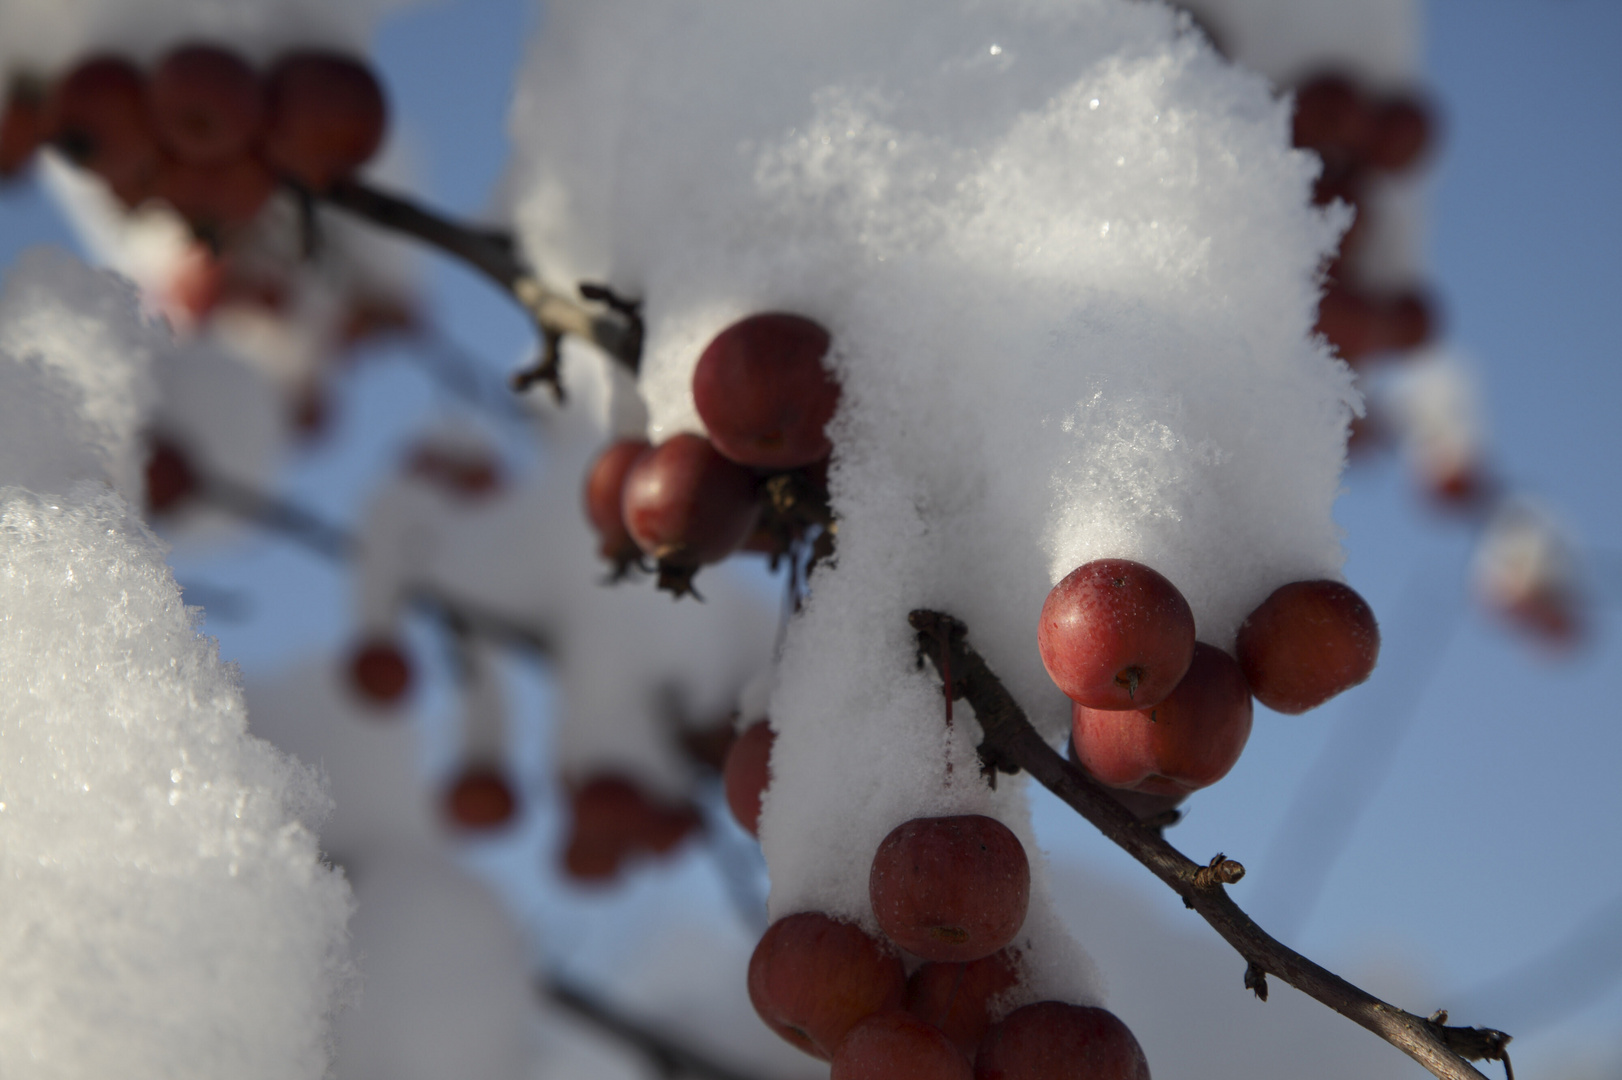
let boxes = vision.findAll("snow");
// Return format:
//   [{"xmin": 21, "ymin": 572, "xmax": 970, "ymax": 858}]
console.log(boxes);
[
  {"xmin": 0, "ymin": 249, "xmax": 158, "ymax": 502},
  {"xmin": 0, "ymin": 253, "xmax": 353, "ymax": 1079},
  {"xmin": 512, "ymin": 0, "xmax": 1367, "ymax": 1012},
  {"xmin": 347, "ymin": 346, "xmax": 778, "ymax": 802}
]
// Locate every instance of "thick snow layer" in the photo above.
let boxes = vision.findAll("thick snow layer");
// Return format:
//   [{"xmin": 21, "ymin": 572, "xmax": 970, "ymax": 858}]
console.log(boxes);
[
  {"xmin": 512, "ymin": 0, "xmax": 1356, "ymax": 992},
  {"xmin": 0, "ymin": 255, "xmax": 353, "ymax": 1080}
]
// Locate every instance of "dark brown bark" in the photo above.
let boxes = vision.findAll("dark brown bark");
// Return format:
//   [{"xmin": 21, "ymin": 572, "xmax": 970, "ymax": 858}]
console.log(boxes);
[
  {"xmin": 315, "ymin": 179, "xmax": 641, "ymax": 395},
  {"xmin": 909, "ymin": 608, "xmax": 1513, "ymax": 1080}
]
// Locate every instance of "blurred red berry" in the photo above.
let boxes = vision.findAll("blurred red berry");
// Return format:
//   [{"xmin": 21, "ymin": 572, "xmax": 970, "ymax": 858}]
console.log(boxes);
[
  {"xmin": 47, "ymin": 56, "xmax": 161, "ymax": 204},
  {"xmin": 0, "ymin": 78, "xmax": 47, "ymax": 179},
  {"xmin": 144, "ymin": 436, "xmax": 200, "ymax": 516},
  {"xmin": 584, "ymin": 437, "xmax": 652, "ymax": 567},
  {"xmin": 148, "ymin": 44, "xmax": 264, "ymax": 164},
  {"xmin": 348, "ymin": 638, "xmax": 413, "ymax": 707},
  {"xmin": 262, "ymin": 51, "xmax": 386, "ymax": 190},
  {"xmin": 442, "ymin": 764, "xmax": 519, "ymax": 830},
  {"xmin": 723, "ymin": 719, "xmax": 775, "ymax": 837}
]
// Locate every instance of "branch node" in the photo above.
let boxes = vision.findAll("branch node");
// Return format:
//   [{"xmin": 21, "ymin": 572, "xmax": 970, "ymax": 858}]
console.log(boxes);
[
  {"xmin": 1428, "ymin": 1016, "xmax": 1514, "ymax": 1073},
  {"xmin": 1192, "ymin": 853, "xmax": 1246, "ymax": 888},
  {"xmin": 510, "ymin": 329, "xmax": 566, "ymax": 402},
  {"xmin": 1244, "ymin": 961, "xmax": 1270, "ymax": 1001},
  {"xmin": 579, "ymin": 281, "xmax": 646, "ymax": 370}
]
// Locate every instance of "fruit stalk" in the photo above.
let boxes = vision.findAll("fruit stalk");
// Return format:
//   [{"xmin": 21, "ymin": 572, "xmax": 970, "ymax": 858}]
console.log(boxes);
[
  {"xmin": 316, "ymin": 178, "xmax": 640, "ymax": 384},
  {"xmin": 908, "ymin": 608, "xmax": 1511, "ymax": 1080}
]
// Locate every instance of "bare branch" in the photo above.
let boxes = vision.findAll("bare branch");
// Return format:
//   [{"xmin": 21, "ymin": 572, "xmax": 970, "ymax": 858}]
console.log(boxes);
[
  {"xmin": 908, "ymin": 608, "xmax": 1514, "ymax": 1080},
  {"xmin": 183, "ymin": 471, "xmax": 553, "ymax": 658},
  {"xmin": 539, "ymin": 974, "xmax": 775, "ymax": 1080},
  {"xmin": 314, "ymin": 179, "xmax": 641, "ymax": 388}
]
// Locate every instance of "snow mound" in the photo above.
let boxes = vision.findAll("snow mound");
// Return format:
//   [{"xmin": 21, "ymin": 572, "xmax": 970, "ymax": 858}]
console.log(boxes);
[
  {"xmin": 512, "ymin": 0, "xmax": 1357, "ymax": 1008},
  {"xmin": 0, "ymin": 254, "xmax": 353, "ymax": 1080}
]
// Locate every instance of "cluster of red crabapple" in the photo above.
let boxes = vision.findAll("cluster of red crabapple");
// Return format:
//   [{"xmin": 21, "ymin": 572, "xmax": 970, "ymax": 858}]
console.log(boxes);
[
  {"xmin": 549, "ymin": 313, "xmax": 842, "ymax": 884},
  {"xmin": 5, "ymin": 41, "xmax": 413, "ymax": 437},
  {"xmin": 581, "ymin": 309, "xmax": 1382, "ymax": 1076},
  {"xmin": 1290, "ymin": 72, "xmax": 1442, "ymax": 455},
  {"xmin": 1, "ymin": 43, "xmax": 386, "ymax": 237}
]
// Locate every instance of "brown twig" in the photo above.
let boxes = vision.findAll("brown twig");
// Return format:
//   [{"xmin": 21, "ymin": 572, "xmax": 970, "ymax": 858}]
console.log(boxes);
[
  {"xmin": 908, "ymin": 608, "xmax": 1514, "ymax": 1080},
  {"xmin": 315, "ymin": 179, "xmax": 640, "ymax": 394},
  {"xmin": 180, "ymin": 468, "xmax": 554, "ymax": 657}
]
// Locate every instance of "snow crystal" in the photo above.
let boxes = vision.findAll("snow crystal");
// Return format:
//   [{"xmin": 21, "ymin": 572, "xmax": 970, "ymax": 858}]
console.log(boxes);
[
  {"xmin": 513, "ymin": 0, "xmax": 1359, "ymax": 1005},
  {"xmin": 0, "ymin": 255, "xmax": 352, "ymax": 1080}
]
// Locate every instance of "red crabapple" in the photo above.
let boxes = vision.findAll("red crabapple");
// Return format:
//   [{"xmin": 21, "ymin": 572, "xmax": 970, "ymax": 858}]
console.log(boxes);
[
  {"xmin": 906, "ymin": 948, "xmax": 1022, "ymax": 1056},
  {"xmin": 144, "ymin": 436, "xmax": 200, "ymax": 516},
  {"xmin": 1315, "ymin": 284, "xmax": 1379, "ymax": 364},
  {"xmin": 869, "ymin": 815, "xmax": 1030, "ymax": 963},
  {"xmin": 1378, "ymin": 290, "xmax": 1434, "ymax": 353},
  {"xmin": 584, "ymin": 438, "xmax": 652, "ymax": 568},
  {"xmin": 1065, "ymin": 735, "xmax": 1187, "ymax": 822},
  {"xmin": 559, "ymin": 774, "xmax": 701, "ymax": 883},
  {"xmin": 148, "ymin": 44, "xmax": 264, "ymax": 164},
  {"xmin": 1038, "ymin": 559, "xmax": 1196, "ymax": 711},
  {"xmin": 975, "ymin": 1001, "xmax": 1149, "ymax": 1080},
  {"xmin": 0, "ymin": 80, "xmax": 46, "ymax": 179},
  {"xmin": 406, "ymin": 444, "xmax": 503, "ymax": 499},
  {"xmin": 156, "ymin": 155, "xmax": 277, "ymax": 232},
  {"xmin": 723, "ymin": 719, "xmax": 774, "ymax": 837},
  {"xmin": 1366, "ymin": 95, "xmax": 1433, "ymax": 173},
  {"xmin": 442, "ymin": 764, "xmax": 519, "ymax": 830},
  {"xmin": 1291, "ymin": 74, "xmax": 1371, "ymax": 166},
  {"xmin": 340, "ymin": 293, "xmax": 418, "ymax": 346},
  {"xmin": 561, "ymin": 831, "xmax": 622, "ymax": 883},
  {"xmin": 1236, "ymin": 580, "xmax": 1379, "ymax": 714},
  {"xmin": 831, "ymin": 1011, "xmax": 972, "ymax": 1080},
  {"xmin": 640, "ymin": 798, "xmax": 703, "ymax": 855},
  {"xmin": 347, "ymin": 638, "xmax": 413, "ymax": 707},
  {"xmin": 621, "ymin": 433, "xmax": 760, "ymax": 594},
  {"xmin": 262, "ymin": 51, "xmax": 386, "ymax": 190},
  {"xmin": 47, "ymin": 56, "xmax": 161, "ymax": 202},
  {"xmin": 748, "ymin": 912, "xmax": 907, "ymax": 1060},
  {"xmin": 692, "ymin": 313, "xmax": 839, "ymax": 469},
  {"xmin": 559, "ymin": 775, "xmax": 644, "ymax": 883},
  {"xmin": 1070, "ymin": 642, "xmax": 1253, "ymax": 798}
]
